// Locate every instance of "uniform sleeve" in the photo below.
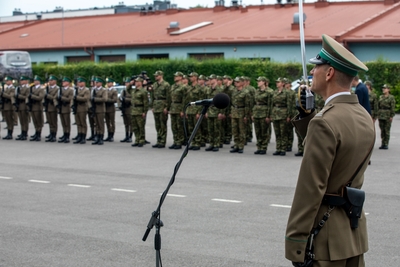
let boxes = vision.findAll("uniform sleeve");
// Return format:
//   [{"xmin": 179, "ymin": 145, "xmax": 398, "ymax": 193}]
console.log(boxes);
[
  {"xmin": 390, "ymin": 96, "xmax": 396, "ymax": 118},
  {"xmin": 285, "ymin": 116, "xmax": 336, "ymax": 262},
  {"xmin": 143, "ymin": 90, "xmax": 149, "ymax": 113}
]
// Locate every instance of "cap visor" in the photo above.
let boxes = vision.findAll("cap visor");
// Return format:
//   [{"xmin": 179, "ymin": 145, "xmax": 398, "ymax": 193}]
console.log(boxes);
[{"xmin": 309, "ymin": 56, "xmax": 325, "ymax": 65}]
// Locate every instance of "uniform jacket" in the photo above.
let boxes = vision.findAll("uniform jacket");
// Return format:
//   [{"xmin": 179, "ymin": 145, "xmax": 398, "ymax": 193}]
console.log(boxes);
[
  {"xmin": 168, "ymin": 83, "xmax": 186, "ymax": 114},
  {"xmin": 93, "ymin": 87, "xmax": 108, "ymax": 113},
  {"xmin": 151, "ymin": 80, "xmax": 170, "ymax": 113},
  {"xmin": 105, "ymin": 88, "xmax": 117, "ymax": 113},
  {"xmin": 270, "ymin": 89, "xmax": 292, "ymax": 121},
  {"xmin": 46, "ymin": 85, "xmax": 60, "ymax": 112},
  {"xmin": 17, "ymin": 84, "xmax": 30, "ymax": 111},
  {"xmin": 377, "ymin": 94, "xmax": 395, "ymax": 120},
  {"xmin": 285, "ymin": 94, "xmax": 375, "ymax": 262},
  {"xmin": 30, "ymin": 85, "xmax": 45, "ymax": 112},
  {"xmin": 207, "ymin": 85, "xmax": 224, "ymax": 118},
  {"xmin": 252, "ymin": 88, "xmax": 272, "ymax": 119},
  {"xmin": 231, "ymin": 88, "xmax": 250, "ymax": 119},
  {"xmin": 131, "ymin": 87, "xmax": 149, "ymax": 116},
  {"xmin": 368, "ymin": 91, "xmax": 378, "ymax": 119},
  {"xmin": 75, "ymin": 87, "xmax": 90, "ymax": 113},
  {"xmin": 1, "ymin": 84, "xmax": 15, "ymax": 111}
]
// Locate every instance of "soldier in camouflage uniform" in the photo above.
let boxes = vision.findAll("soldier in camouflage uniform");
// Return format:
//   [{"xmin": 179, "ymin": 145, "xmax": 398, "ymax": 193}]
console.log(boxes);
[
  {"xmin": 130, "ymin": 77, "xmax": 149, "ymax": 147},
  {"xmin": 378, "ymin": 84, "xmax": 396, "ymax": 149},
  {"xmin": 230, "ymin": 77, "xmax": 251, "ymax": 153},
  {"xmin": 284, "ymin": 78, "xmax": 296, "ymax": 152},
  {"xmin": 168, "ymin": 72, "xmax": 186, "ymax": 149},
  {"xmin": 185, "ymin": 72, "xmax": 202, "ymax": 150},
  {"xmin": 119, "ymin": 77, "xmax": 133, "ymax": 143},
  {"xmin": 252, "ymin": 77, "xmax": 272, "ymax": 154},
  {"xmin": 150, "ymin": 71, "xmax": 170, "ymax": 148},
  {"xmin": 205, "ymin": 74, "xmax": 224, "ymax": 152},
  {"xmin": 270, "ymin": 77, "xmax": 292, "ymax": 156},
  {"xmin": 314, "ymin": 92, "xmax": 325, "ymax": 113},
  {"xmin": 222, "ymin": 75, "xmax": 234, "ymax": 144},
  {"xmin": 365, "ymin": 81, "xmax": 378, "ymax": 122},
  {"xmin": 198, "ymin": 75, "xmax": 209, "ymax": 146},
  {"xmin": 243, "ymin": 76, "xmax": 255, "ymax": 143}
]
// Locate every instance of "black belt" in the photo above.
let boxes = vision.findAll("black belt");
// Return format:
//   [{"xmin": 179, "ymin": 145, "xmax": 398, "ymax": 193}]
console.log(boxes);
[
  {"xmin": 234, "ymin": 106, "xmax": 245, "ymax": 109},
  {"xmin": 322, "ymin": 194, "xmax": 346, "ymax": 206}
]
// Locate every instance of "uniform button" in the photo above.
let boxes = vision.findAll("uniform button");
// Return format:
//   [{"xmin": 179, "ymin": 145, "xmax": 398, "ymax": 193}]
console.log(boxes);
[{"xmin": 296, "ymin": 250, "xmax": 302, "ymax": 255}]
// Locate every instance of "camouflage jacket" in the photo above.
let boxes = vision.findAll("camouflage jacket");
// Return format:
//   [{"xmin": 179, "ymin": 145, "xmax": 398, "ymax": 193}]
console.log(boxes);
[
  {"xmin": 231, "ymin": 88, "xmax": 251, "ymax": 119},
  {"xmin": 151, "ymin": 80, "xmax": 170, "ymax": 113},
  {"xmin": 369, "ymin": 91, "xmax": 378, "ymax": 119},
  {"xmin": 185, "ymin": 84, "xmax": 202, "ymax": 115},
  {"xmin": 378, "ymin": 94, "xmax": 396, "ymax": 120},
  {"xmin": 270, "ymin": 89, "xmax": 292, "ymax": 121},
  {"xmin": 252, "ymin": 88, "xmax": 272, "ymax": 118},
  {"xmin": 207, "ymin": 85, "xmax": 224, "ymax": 117},
  {"xmin": 315, "ymin": 94, "xmax": 325, "ymax": 113},
  {"xmin": 168, "ymin": 83, "xmax": 186, "ymax": 114},
  {"xmin": 131, "ymin": 87, "xmax": 149, "ymax": 116}
]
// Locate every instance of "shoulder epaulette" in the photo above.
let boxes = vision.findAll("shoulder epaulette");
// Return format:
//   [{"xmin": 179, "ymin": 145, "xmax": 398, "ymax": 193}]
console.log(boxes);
[{"xmin": 315, "ymin": 103, "xmax": 334, "ymax": 117}]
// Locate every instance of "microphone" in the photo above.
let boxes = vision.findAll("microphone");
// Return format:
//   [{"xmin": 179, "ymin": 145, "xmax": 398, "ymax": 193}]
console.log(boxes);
[{"xmin": 189, "ymin": 93, "xmax": 230, "ymax": 109}]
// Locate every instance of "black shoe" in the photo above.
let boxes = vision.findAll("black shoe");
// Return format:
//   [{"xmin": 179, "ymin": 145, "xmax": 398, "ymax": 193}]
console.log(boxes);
[
  {"xmin": 224, "ymin": 140, "xmax": 230, "ymax": 145},
  {"xmin": 286, "ymin": 147, "xmax": 292, "ymax": 152},
  {"xmin": 254, "ymin": 150, "xmax": 261, "ymax": 154},
  {"xmin": 87, "ymin": 130, "xmax": 95, "ymax": 141},
  {"xmin": 145, "ymin": 140, "xmax": 150, "ymax": 144},
  {"xmin": 152, "ymin": 144, "xmax": 160, "ymax": 148},
  {"xmin": 238, "ymin": 149, "xmax": 243, "ymax": 153},
  {"xmin": 109, "ymin": 132, "xmax": 114, "ymax": 142},
  {"xmin": 131, "ymin": 143, "xmax": 139, "ymax": 147},
  {"xmin": 174, "ymin": 145, "xmax": 182, "ymax": 149},
  {"xmin": 80, "ymin": 134, "xmax": 86, "ymax": 144},
  {"xmin": 63, "ymin": 133, "xmax": 70, "ymax": 143},
  {"xmin": 2, "ymin": 130, "xmax": 12, "ymax": 140},
  {"xmin": 127, "ymin": 133, "xmax": 133, "ymax": 143},
  {"xmin": 259, "ymin": 150, "xmax": 266, "ymax": 155},
  {"xmin": 45, "ymin": 133, "xmax": 52, "ymax": 139},
  {"xmin": 295, "ymin": 152, "xmax": 304, "ymax": 157},
  {"xmin": 30, "ymin": 133, "xmax": 37, "ymax": 139},
  {"xmin": 368, "ymin": 160, "xmax": 371, "ymax": 165},
  {"xmin": 273, "ymin": 151, "xmax": 281, "ymax": 156},
  {"xmin": 191, "ymin": 146, "xmax": 200, "ymax": 150},
  {"xmin": 200, "ymin": 143, "xmax": 206, "ymax": 147},
  {"xmin": 58, "ymin": 134, "xmax": 65, "ymax": 140},
  {"xmin": 205, "ymin": 146, "xmax": 214, "ymax": 151},
  {"xmin": 230, "ymin": 148, "xmax": 239, "ymax": 153},
  {"xmin": 92, "ymin": 135, "xmax": 100, "ymax": 145},
  {"xmin": 219, "ymin": 144, "xmax": 223, "ymax": 148},
  {"xmin": 103, "ymin": 133, "xmax": 111, "ymax": 142},
  {"xmin": 73, "ymin": 133, "xmax": 82, "ymax": 144},
  {"xmin": 379, "ymin": 145, "xmax": 388, "ymax": 149},
  {"xmin": 212, "ymin": 147, "xmax": 219, "ymax": 152},
  {"xmin": 58, "ymin": 133, "xmax": 66, "ymax": 143},
  {"xmin": 35, "ymin": 132, "xmax": 41, "ymax": 142},
  {"xmin": 280, "ymin": 152, "xmax": 286, "ymax": 156},
  {"xmin": 98, "ymin": 135, "xmax": 104, "ymax": 145},
  {"xmin": 120, "ymin": 132, "xmax": 129, "ymax": 142},
  {"xmin": 157, "ymin": 144, "xmax": 165, "ymax": 148},
  {"xmin": 168, "ymin": 144, "xmax": 176, "ymax": 149}
]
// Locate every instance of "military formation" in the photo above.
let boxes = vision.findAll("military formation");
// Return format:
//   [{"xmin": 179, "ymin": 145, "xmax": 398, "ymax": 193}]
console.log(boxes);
[{"xmin": 0, "ymin": 73, "xmax": 395, "ymax": 153}]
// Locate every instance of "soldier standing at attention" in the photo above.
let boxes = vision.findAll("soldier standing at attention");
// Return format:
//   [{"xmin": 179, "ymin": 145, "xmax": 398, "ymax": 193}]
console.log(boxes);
[
  {"xmin": 168, "ymin": 72, "xmax": 186, "ymax": 149},
  {"xmin": 56, "ymin": 77, "xmax": 73, "ymax": 144},
  {"xmin": 72, "ymin": 77, "xmax": 90, "ymax": 144},
  {"xmin": 150, "ymin": 71, "xmax": 170, "ymax": 148},
  {"xmin": 86, "ymin": 77, "xmax": 97, "ymax": 141},
  {"xmin": 230, "ymin": 77, "xmax": 250, "ymax": 154},
  {"xmin": 365, "ymin": 81, "xmax": 378, "ymax": 122},
  {"xmin": 29, "ymin": 75, "xmax": 45, "ymax": 141},
  {"xmin": 270, "ymin": 77, "xmax": 292, "ymax": 156},
  {"xmin": 43, "ymin": 75, "xmax": 60, "ymax": 142},
  {"xmin": 252, "ymin": 76, "xmax": 272, "ymax": 155},
  {"xmin": 284, "ymin": 78, "xmax": 296, "ymax": 152},
  {"xmin": 15, "ymin": 76, "xmax": 30, "ymax": 141},
  {"xmin": 186, "ymin": 72, "xmax": 202, "ymax": 151},
  {"xmin": 205, "ymin": 74, "xmax": 224, "ymax": 152},
  {"xmin": 119, "ymin": 77, "xmax": 133, "ymax": 143},
  {"xmin": 222, "ymin": 75, "xmax": 234, "ymax": 145},
  {"xmin": 378, "ymin": 84, "xmax": 396, "ymax": 149},
  {"xmin": 91, "ymin": 77, "xmax": 108, "ymax": 145},
  {"xmin": 243, "ymin": 76, "xmax": 255, "ymax": 143},
  {"xmin": 103, "ymin": 78, "xmax": 117, "ymax": 142},
  {"xmin": 1, "ymin": 76, "xmax": 15, "ymax": 140},
  {"xmin": 285, "ymin": 34, "xmax": 374, "ymax": 267},
  {"xmin": 130, "ymin": 77, "xmax": 149, "ymax": 147}
]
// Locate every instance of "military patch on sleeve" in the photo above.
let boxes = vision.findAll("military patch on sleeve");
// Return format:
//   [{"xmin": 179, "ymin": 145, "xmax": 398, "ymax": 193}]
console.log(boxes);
[{"xmin": 315, "ymin": 104, "xmax": 334, "ymax": 117}]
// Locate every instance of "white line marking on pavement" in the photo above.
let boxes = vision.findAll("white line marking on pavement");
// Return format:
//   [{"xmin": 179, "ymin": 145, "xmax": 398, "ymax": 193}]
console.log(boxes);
[
  {"xmin": 68, "ymin": 184, "xmax": 91, "ymax": 188},
  {"xmin": 29, "ymin": 180, "xmax": 50, "ymax": 184},
  {"xmin": 165, "ymin": 194, "xmax": 187, "ymax": 198},
  {"xmin": 0, "ymin": 176, "xmax": 12, "ymax": 179},
  {"xmin": 270, "ymin": 204, "xmax": 292, "ymax": 208},
  {"xmin": 212, "ymin": 198, "xmax": 242, "ymax": 203},
  {"xmin": 365, "ymin": 213, "xmax": 369, "ymax": 215},
  {"xmin": 112, "ymin": 188, "xmax": 137, "ymax": 193}
]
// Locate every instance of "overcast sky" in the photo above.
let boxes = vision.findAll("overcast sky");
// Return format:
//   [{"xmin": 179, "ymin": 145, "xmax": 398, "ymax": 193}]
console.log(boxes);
[{"xmin": 0, "ymin": 0, "xmax": 280, "ymax": 17}]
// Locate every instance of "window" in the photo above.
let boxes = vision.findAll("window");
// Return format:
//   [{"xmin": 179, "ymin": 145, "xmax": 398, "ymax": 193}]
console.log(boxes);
[
  {"xmin": 138, "ymin": 54, "xmax": 169, "ymax": 60},
  {"xmin": 188, "ymin": 53, "xmax": 224, "ymax": 60},
  {"xmin": 66, "ymin": 56, "xmax": 91, "ymax": 63},
  {"xmin": 99, "ymin": 55, "xmax": 126, "ymax": 62},
  {"xmin": 240, "ymin": 57, "xmax": 271, "ymax": 61},
  {"xmin": 42, "ymin": 62, "xmax": 58, "ymax": 65}
]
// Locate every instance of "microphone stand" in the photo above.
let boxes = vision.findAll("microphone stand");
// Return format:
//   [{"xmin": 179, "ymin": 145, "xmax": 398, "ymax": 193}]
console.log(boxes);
[{"xmin": 142, "ymin": 104, "xmax": 210, "ymax": 267}]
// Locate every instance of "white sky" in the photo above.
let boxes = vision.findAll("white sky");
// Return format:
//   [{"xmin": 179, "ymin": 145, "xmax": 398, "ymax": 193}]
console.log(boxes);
[{"xmin": 0, "ymin": 0, "xmax": 277, "ymax": 17}]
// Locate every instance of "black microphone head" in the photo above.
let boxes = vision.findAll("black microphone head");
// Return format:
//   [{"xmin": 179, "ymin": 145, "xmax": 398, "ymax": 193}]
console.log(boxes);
[{"xmin": 212, "ymin": 93, "xmax": 230, "ymax": 109}]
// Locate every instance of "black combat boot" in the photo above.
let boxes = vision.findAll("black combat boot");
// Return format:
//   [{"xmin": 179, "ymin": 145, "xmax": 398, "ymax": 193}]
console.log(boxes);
[
  {"xmin": 98, "ymin": 134, "xmax": 104, "ymax": 145},
  {"xmin": 16, "ymin": 131, "xmax": 24, "ymax": 140},
  {"xmin": 120, "ymin": 132, "xmax": 129, "ymax": 142},
  {"xmin": 45, "ymin": 132, "xmax": 52, "ymax": 139},
  {"xmin": 21, "ymin": 131, "xmax": 28, "ymax": 141},
  {"xmin": 35, "ymin": 131, "xmax": 41, "ymax": 141},
  {"xmin": 127, "ymin": 132, "xmax": 133, "ymax": 143},
  {"xmin": 58, "ymin": 133, "xmax": 65, "ymax": 141},
  {"xmin": 73, "ymin": 133, "xmax": 82, "ymax": 144},
  {"xmin": 87, "ymin": 130, "xmax": 95, "ymax": 141},
  {"xmin": 109, "ymin": 132, "xmax": 114, "ymax": 142},
  {"xmin": 72, "ymin": 134, "xmax": 79, "ymax": 140},
  {"xmin": 49, "ymin": 132, "xmax": 57, "ymax": 142},
  {"xmin": 80, "ymin": 134, "xmax": 86, "ymax": 144},
  {"xmin": 63, "ymin": 133, "xmax": 70, "ymax": 143},
  {"xmin": 103, "ymin": 132, "xmax": 111, "ymax": 142},
  {"xmin": 58, "ymin": 133, "xmax": 66, "ymax": 143},
  {"xmin": 30, "ymin": 131, "xmax": 38, "ymax": 141},
  {"xmin": 3, "ymin": 130, "xmax": 12, "ymax": 140},
  {"xmin": 92, "ymin": 134, "xmax": 100, "ymax": 145},
  {"xmin": 45, "ymin": 132, "xmax": 54, "ymax": 142},
  {"xmin": 30, "ymin": 132, "xmax": 37, "ymax": 139}
]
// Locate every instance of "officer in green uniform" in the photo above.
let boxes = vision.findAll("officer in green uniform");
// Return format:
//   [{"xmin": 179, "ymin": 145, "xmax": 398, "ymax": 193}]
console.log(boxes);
[
  {"xmin": 29, "ymin": 75, "xmax": 45, "ymax": 141},
  {"xmin": 130, "ymin": 77, "xmax": 149, "ymax": 147},
  {"xmin": 72, "ymin": 77, "xmax": 90, "ymax": 144},
  {"xmin": 103, "ymin": 77, "xmax": 117, "ymax": 142},
  {"xmin": 293, "ymin": 79, "xmax": 308, "ymax": 157},
  {"xmin": 230, "ymin": 77, "xmax": 251, "ymax": 153},
  {"xmin": 365, "ymin": 81, "xmax": 378, "ymax": 122},
  {"xmin": 119, "ymin": 77, "xmax": 133, "ymax": 143},
  {"xmin": 270, "ymin": 77, "xmax": 292, "ymax": 156},
  {"xmin": 86, "ymin": 76, "xmax": 97, "ymax": 141},
  {"xmin": 185, "ymin": 72, "xmax": 202, "ymax": 150},
  {"xmin": 150, "ymin": 70, "xmax": 170, "ymax": 148},
  {"xmin": 15, "ymin": 76, "xmax": 31, "ymax": 140},
  {"xmin": 205, "ymin": 74, "xmax": 224, "ymax": 152},
  {"xmin": 168, "ymin": 72, "xmax": 186, "ymax": 149},
  {"xmin": 378, "ymin": 84, "xmax": 396, "ymax": 149},
  {"xmin": 43, "ymin": 75, "xmax": 60, "ymax": 142},
  {"xmin": 91, "ymin": 77, "xmax": 108, "ymax": 145},
  {"xmin": 56, "ymin": 77, "xmax": 74, "ymax": 143},
  {"xmin": 252, "ymin": 76, "xmax": 272, "ymax": 154},
  {"xmin": 1, "ymin": 76, "xmax": 15, "ymax": 140}
]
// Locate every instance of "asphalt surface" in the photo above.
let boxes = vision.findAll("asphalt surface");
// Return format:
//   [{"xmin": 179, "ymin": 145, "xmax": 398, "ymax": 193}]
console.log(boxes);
[{"xmin": 0, "ymin": 112, "xmax": 399, "ymax": 267}]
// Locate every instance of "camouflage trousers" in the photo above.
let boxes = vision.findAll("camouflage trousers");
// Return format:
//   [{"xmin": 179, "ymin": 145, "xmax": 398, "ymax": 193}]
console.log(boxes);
[
  {"xmin": 187, "ymin": 114, "xmax": 201, "ymax": 147},
  {"xmin": 223, "ymin": 116, "xmax": 232, "ymax": 142},
  {"xmin": 246, "ymin": 119, "xmax": 253, "ymax": 141},
  {"xmin": 273, "ymin": 119, "xmax": 288, "ymax": 152},
  {"xmin": 232, "ymin": 117, "xmax": 246, "ymax": 150},
  {"xmin": 201, "ymin": 117, "xmax": 208, "ymax": 144},
  {"xmin": 254, "ymin": 118, "xmax": 270, "ymax": 151},
  {"xmin": 171, "ymin": 113, "xmax": 184, "ymax": 145},
  {"xmin": 266, "ymin": 123, "xmax": 272, "ymax": 144},
  {"xmin": 208, "ymin": 117, "xmax": 221, "ymax": 147},
  {"xmin": 131, "ymin": 115, "xmax": 145, "ymax": 144},
  {"xmin": 379, "ymin": 119, "xmax": 392, "ymax": 146},
  {"xmin": 153, "ymin": 112, "xmax": 168, "ymax": 145},
  {"xmin": 286, "ymin": 121, "xmax": 294, "ymax": 150}
]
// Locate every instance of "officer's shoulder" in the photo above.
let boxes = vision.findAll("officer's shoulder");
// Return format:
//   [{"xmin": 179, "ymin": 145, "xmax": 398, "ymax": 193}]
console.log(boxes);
[{"xmin": 315, "ymin": 103, "xmax": 334, "ymax": 117}]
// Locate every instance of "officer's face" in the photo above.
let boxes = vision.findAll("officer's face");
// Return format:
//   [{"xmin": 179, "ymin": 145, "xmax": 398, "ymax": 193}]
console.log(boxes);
[
  {"xmin": 78, "ymin": 81, "xmax": 85, "ymax": 87},
  {"xmin": 62, "ymin": 81, "xmax": 70, "ymax": 87},
  {"xmin": 34, "ymin": 80, "xmax": 40, "ymax": 86},
  {"xmin": 95, "ymin": 81, "xmax": 102, "ymax": 87},
  {"xmin": 49, "ymin": 80, "xmax": 56, "ymax": 86}
]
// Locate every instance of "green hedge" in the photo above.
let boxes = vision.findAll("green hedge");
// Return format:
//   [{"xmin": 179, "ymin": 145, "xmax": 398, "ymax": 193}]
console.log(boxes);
[{"xmin": 32, "ymin": 58, "xmax": 400, "ymax": 112}]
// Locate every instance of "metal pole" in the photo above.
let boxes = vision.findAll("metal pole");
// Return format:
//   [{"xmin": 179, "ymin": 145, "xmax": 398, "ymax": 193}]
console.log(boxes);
[
  {"xmin": 298, "ymin": 0, "xmax": 307, "ymax": 82},
  {"xmin": 62, "ymin": 8, "xmax": 64, "ymax": 46}
]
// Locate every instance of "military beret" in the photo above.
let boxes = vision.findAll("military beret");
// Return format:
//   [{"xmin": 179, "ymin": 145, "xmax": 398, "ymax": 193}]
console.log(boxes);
[
  {"xmin": 234, "ymin": 76, "xmax": 244, "ymax": 82},
  {"xmin": 382, "ymin": 84, "xmax": 391, "ymax": 89},
  {"xmin": 48, "ymin": 75, "xmax": 58, "ymax": 81},
  {"xmin": 223, "ymin": 75, "xmax": 232, "ymax": 80},
  {"xmin": 106, "ymin": 77, "xmax": 115, "ymax": 83},
  {"xmin": 209, "ymin": 74, "xmax": 217, "ymax": 79},
  {"xmin": 94, "ymin": 77, "xmax": 104, "ymax": 83},
  {"xmin": 174, "ymin": 71, "xmax": 184, "ymax": 77},
  {"xmin": 77, "ymin": 77, "xmax": 87, "ymax": 83},
  {"xmin": 189, "ymin": 72, "xmax": 198, "ymax": 77},
  {"xmin": 62, "ymin": 76, "xmax": 71, "ymax": 83},
  {"xmin": 154, "ymin": 70, "xmax": 164, "ymax": 76},
  {"xmin": 309, "ymin": 34, "xmax": 368, "ymax": 76},
  {"xmin": 4, "ymin": 76, "xmax": 13, "ymax": 81}
]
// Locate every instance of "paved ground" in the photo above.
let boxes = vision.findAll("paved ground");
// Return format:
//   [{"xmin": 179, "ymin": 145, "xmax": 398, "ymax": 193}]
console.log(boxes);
[{"xmin": 0, "ymin": 112, "xmax": 399, "ymax": 267}]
